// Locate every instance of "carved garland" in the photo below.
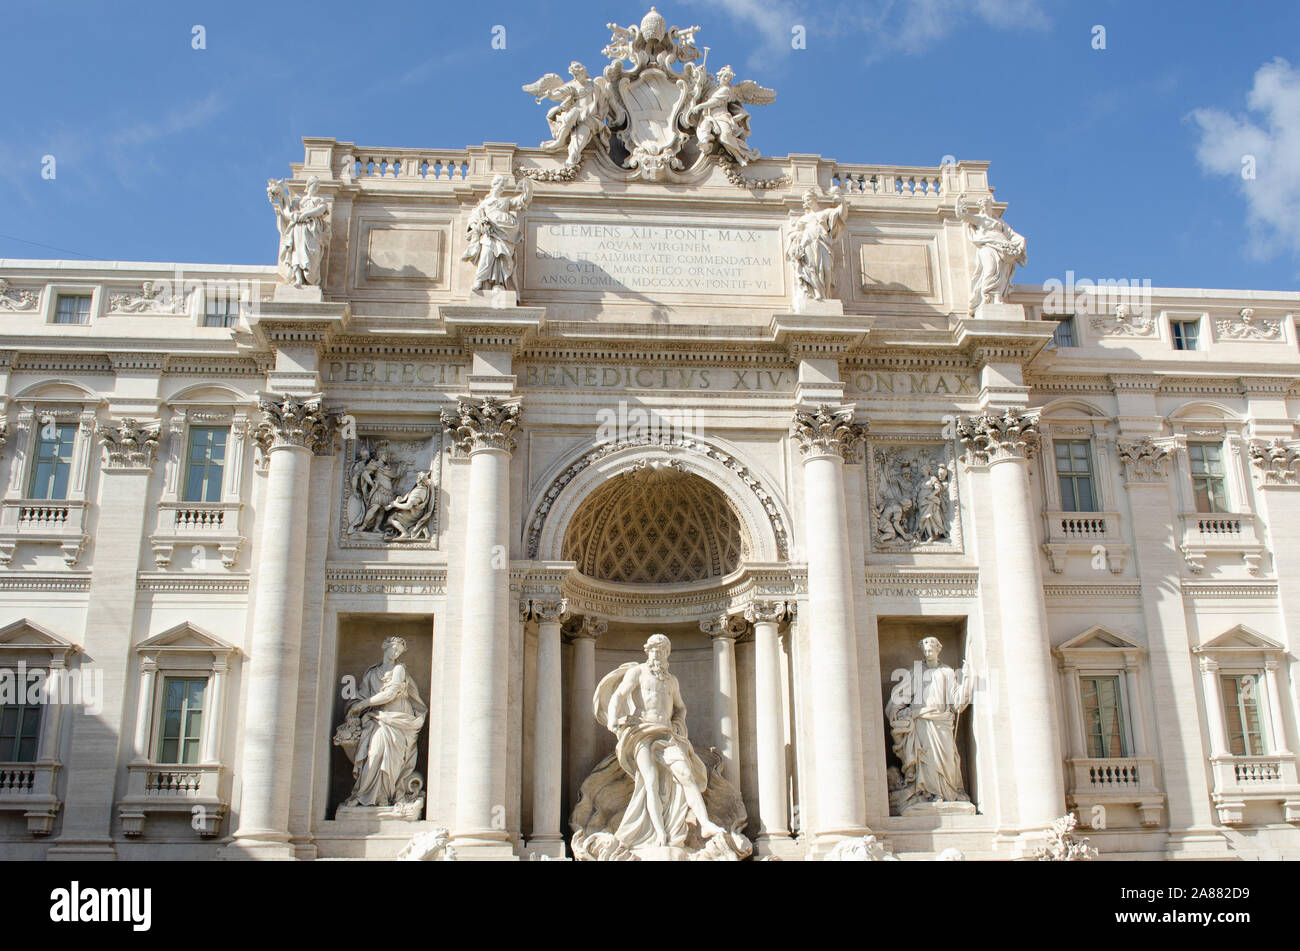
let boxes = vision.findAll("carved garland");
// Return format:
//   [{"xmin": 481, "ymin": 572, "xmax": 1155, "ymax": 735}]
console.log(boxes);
[{"xmin": 525, "ymin": 434, "xmax": 790, "ymax": 560}]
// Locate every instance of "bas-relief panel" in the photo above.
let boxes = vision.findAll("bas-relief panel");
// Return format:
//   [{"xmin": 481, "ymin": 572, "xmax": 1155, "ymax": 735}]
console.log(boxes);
[
  {"xmin": 866, "ymin": 440, "xmax": 963, "ymax": 554},
  {"xmin": 338, "ymin": 432, "xmax": 442, "ymax": 549}
]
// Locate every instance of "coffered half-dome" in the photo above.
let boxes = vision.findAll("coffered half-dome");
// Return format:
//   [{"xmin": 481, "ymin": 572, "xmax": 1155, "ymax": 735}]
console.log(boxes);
[{"xmin": 561, "ymin": 462, "xmax": 746, "ymax": 585}]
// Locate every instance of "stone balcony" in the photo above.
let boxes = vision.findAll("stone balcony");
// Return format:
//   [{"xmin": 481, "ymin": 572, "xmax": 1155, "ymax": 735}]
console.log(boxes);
[
  {"xmin": 0, "ymin": 499, "xmax": 89, "ymax": 567},
  {"xmin": 1040, "ymin": 510, "xmax": 1128, "ymax": 574},
  {"xmin": 1178, "ymin": 512, "xmax": 1265, "ymax": 575},
  {"xmin": 1066, "ymin": 756, "xmax": 1164, "ymax": 828},
  {"xmin": 1209, "ymin": 755, "xmax": 1300, "ymax": 825},
  {"xmin": 149, "ymin": 501, "xmax": 245, "ymax": 570},
  {"xmin": 117, "ymin": 763, "xmax": 227, "ymax": 837},
  {"xmin": 0, "ymin": 762, "xmax": 61, "ymax": 835}
]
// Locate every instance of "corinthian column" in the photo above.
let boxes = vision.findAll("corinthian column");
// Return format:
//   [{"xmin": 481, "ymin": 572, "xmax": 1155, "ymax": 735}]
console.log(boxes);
[
  {"xmin": 229, "ymin": 394, "xmax": 337, "ymax": 859},
  {"xmin": 745, "ymin": 599, "xmax": 792, "ymax": 851},
  {"xmin": 701, "ymin": 614, "xmax": 742, "ymax": 789},
  {"xmin": 791, "ymin": 404, "xmax": 869, "ymax": 849},
  {"xmin": 957, "ymin": 409, "xmax": 1064, "ymax": 834},
  {"xmin": 567, "ymin": 615, "xmax": 605, "ymax": 804},
  {"xmin": 441, "ymin": 396, "xmax": 521, "ymax": 857},
  {"xmin": 526, "ymin": 597, "xmax": 568, "ymax": 857}
]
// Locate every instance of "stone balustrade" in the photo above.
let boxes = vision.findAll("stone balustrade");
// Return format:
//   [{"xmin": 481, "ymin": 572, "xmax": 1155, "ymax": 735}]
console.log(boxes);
[
  {"xmin": 341, "ymin": 150, "xmax": 471, "ymax": 183},
  {"xmin": 1208, "ymin": 754, "xmax": 1300, "ymax": 826},
  {"xmin": 1177, "ymin": 511, "xmax": 1265, "ymax": 575},
  {"xmin": 0, "ymin": 762, "xmax": 61, "ymax": 835},
  {"xmin": 1066, "ymin": 756, "xmax": 1164, "ymax": 828},
  {"xmin": 118, "ymin": 762, "xmax": 226, "ymax": 837},
  {"xmin": 150, "ymin": 500, "xmax": 245, "ymax": 569},
  {"xmin": 832, "ymin": 165, "xmax": 948, "ymax": 198}
]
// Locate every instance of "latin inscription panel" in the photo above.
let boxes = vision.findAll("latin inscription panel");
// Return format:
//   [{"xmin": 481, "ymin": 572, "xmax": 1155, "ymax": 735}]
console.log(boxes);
[{"xmin": 526, "ymin": 221, "xmax": 785, "ymax": 297}]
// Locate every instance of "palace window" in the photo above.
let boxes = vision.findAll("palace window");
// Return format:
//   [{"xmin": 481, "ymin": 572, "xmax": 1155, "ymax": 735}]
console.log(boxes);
[
  {"xmin": 1050, "ymin": 315, "xmax": 1077, "ymax": 347},
  {"xmin": 1171, "ymin": 319, "xmax": 1200, "ymax": 351},
  {"xmin": 157, "ymin": 676, "xmax": 206, "ymax": 765},
  {"xmin": 52, "ymin": 294, "xmax": 91, "ymax": 325},
  {"xmin": 202, "ymin": 294, "xmax": 239, "ymax": 328},
  {"xmin": 1188, "ymin": 442, "xmax": 1229, "ymax": 513},
  {"xmin": 183, "ymin": 427, "xmax": 228, "ymax": 503},
  {"xmin": 1054, "ymin": 439, "xmax": 1098, "ymax": 512},
  {"xmin": 0, "ymin": 693, "xmax": 42, "ymax": 763},
  {"xmin": 28, "ymin": 422, "xmax": 78, "ymax": 500},
  {"xmin": 1221, "ymin": 673, "xmax": 1269, "ymax": 756},
  {"xmin": 1080, "ymin": 675, "xmax": 1128, "ymax": 758}
]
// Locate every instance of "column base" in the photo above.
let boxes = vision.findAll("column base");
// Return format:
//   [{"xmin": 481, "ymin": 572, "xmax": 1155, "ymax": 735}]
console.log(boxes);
[
  {"xmin": 523, "ymin": 834, "xmax": 568, "ymax": 860},
  {"xmin": 451, "ymin": 829, "xmax": 519, "ymax": 860},
  {"xmin": 221, "ymin": 830, "xmax": 298, "ymax": 860},
  {"xmin": 47, "ymin": 838, "xmax": 118, "ymax": 861},
  {"xmin": 753, "ymin": 833, "xmax": 802, "ymax": 860}
]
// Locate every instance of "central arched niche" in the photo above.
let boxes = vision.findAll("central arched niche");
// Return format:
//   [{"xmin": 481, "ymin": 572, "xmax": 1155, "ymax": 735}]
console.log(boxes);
[{"xmin": 561, "ymin": 461, "xmax": 747, "ymax": 585}]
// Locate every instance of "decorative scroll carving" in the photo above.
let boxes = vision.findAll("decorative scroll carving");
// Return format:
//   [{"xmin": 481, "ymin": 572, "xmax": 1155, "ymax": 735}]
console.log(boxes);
[
  {"xmin": 97, "ymin": 418, "xmax": 161, "ymax": 469},
  {"xmin": 791, "ymin": 404, "xmax": 867, "ymax": 461},
  {"xmin": 527, "ymin": 433, "xmax": 789, "ymax": 561},
  {"xmin": 1248, "ymin": 438, "xmax": 1300, "ymax": 485},
  {"xmin": 253, "ymin": 394, "xmax": 338, "ymax": 457},
  {"xmin": 440, "ymin": 397, "xmax": 521, "ymax": 455},
  {"xmin": 0, "ymin": 279, "xmax": 40, "ymax": 311},
  {"xmin": 1216, "ymin": 307, "xmax": 1282, "ymax": 341},
  {"xmin": 1115, "ymin": 436, "xmax": 1172, "ymax": 483},
  {"xmin": 1090, "ymin": 302, "xmax": 1155, "ymax": 337},
  {"xmin": 956, "ymin": 409, "xmax": 1039, "ymax": 465},
  {"xmin": 108, "ymin": 281, "xmax": 184, "ymax": 314},
  {"xmin": 743, "ymin": 599, "xmax": 791, "ymax": 625},
  {"xmin": 523, "ymin": 598, "xmax": 570, "ymax": 624},
  {"xmin": 870, "ymin": 443, "xmax": 958, "ymax": 549}
]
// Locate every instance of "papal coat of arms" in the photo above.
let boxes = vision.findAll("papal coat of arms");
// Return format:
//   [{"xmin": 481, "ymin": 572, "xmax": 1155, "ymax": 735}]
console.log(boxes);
[{"xmin": 521, "ymin": 7, "xmax": 777, "ymax": 184}]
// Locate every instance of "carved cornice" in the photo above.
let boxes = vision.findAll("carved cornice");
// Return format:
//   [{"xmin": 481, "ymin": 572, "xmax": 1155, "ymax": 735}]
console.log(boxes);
[
  {"xmin": 253, "ymin": 393, "xmax": 339, "ymax": 457},
  {"xmin": 956, "ymin": 408, "xmax": 1039, "ymax": 464},
  {"xmin": 1181, "ymin": 580, "xmax": 1278, "ymax": 599},
  {"xmin": 97, "ymin": 417, "xmax": 161, "ymax": 469},
  {"xmin": 790, "ymin": 404, "xmax": 866, "ymax": 461},
  {"xmin": 1248, "ymin": 438, "xmax": 1300, "ymax": 486},
  {"xmin": 1044, "ymin": 582, "xmax": 1141, "ymax": 600},
  {"xmin": 440, "ymin": 396, "xmax": 521, "ymax": 455},
  {"xmin": 137, "ymin": 575, "xmax": 251, "ymax": 594},
  {"xmin": 1115, "ymin": 436, "xmax": 1173, "ymax": 483},
  {"xmin": 0, "ymin": 574, "xmax": 92, "ymax": 593},
  {"xmin": 864, "ymin": 569, "xmax": 979, "ymax": 599}
]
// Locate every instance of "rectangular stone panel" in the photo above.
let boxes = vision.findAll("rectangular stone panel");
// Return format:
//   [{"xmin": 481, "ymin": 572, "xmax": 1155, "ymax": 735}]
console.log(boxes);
[
  {"xmin": 858, "ymin": 240, "xmax": 934, "ymax": 295},
  {"xmin": 525, "ymin": 220, "xmax": 784, "ymax": 297},
  {"xmin": 364, "ymin": 225, "xmax": 444, "ymax": 282}
]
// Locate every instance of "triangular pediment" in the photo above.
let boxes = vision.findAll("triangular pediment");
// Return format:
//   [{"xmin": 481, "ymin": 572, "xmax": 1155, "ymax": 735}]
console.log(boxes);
[
  {"xmin": 137, "ymin": 622, "xmax": 236, "ymax": 656},
  {"xmin": 1196, "ymin": 625, "xmax": 1284, "ymax": 654},
  {"xmin": 1058, "ymin": 625, "xmax": 1141, "ymax": 653},
  {"xmin": 0, "ymin": 618, "xmax": 77, "ymax": 653}
]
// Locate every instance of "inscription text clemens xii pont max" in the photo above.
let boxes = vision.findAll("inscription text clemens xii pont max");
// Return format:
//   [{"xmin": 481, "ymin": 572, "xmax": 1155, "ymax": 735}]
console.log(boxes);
[{"xmin": 527, "ymin": 223, "xmax": 784, "ymax": 295}]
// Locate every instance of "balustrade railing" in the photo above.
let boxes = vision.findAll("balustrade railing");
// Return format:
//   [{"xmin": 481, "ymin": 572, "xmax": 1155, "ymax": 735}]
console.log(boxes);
[{"xmin": 342, "ymin": 150, "xmax": 470, "ymax": 182}]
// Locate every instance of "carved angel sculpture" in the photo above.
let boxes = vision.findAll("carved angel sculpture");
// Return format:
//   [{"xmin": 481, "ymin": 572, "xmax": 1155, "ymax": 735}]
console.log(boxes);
[
  {"xmin": 684, "ymin": 64, "xmax": 775, "ymax": 166},
  {"xmin": 522, "ymin": 62, "xmax": 614, "ymax": 167}
]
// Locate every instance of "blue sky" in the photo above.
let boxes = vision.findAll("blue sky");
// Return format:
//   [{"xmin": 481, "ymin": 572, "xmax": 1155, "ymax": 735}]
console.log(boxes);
[{"xmin": 2, "ymin": 0, "xmax": 1298, "ymax": 293}]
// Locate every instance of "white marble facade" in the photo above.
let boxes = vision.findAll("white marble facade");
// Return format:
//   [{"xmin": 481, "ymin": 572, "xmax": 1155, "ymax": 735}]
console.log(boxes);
[{"xmin": 1, "ymin": 11, "xmax": 1300, "ymax": 862}]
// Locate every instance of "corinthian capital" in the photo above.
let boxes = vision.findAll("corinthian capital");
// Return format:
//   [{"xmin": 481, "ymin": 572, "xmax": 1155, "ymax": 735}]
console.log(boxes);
[
  {"xmin": 1248, "ymin": 438, "xmax": 1300, "ymax": 486},
  {"xmin": 791, "ymin": 404, "xmax": 867, "ymax": 461},
  {"xmin": 956, "ymin": 408, "xmax": 1039, "ymax": 465},
  {"xmin": 98, "ymin": 417, "xmax": 161, "ymax": 469},
  {"xmin": 1116, "ymin": 436, "xmax": 1173, "ymax": 483},
  {"xmin": 253, "ymin": 393, "xmax": 338, "ymax": 457},
  {"xmin": 441, "ymin": 397, "xmax": 521, "ymax": 455}
]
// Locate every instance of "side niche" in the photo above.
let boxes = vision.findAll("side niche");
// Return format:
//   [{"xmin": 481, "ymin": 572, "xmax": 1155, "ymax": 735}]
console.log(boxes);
[
  {"xmin": 339, "ymin": 430, "xmax": 442, "ymax": 549},
  {"xmin": 867, "ymin": 439, "xmax": 962, "ymax": 553}
]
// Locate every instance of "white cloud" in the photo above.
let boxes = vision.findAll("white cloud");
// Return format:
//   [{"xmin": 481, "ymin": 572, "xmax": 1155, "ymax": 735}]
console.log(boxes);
[{"xmin": 1191, "ymin": 58, "xmax": 1300, "ymax": 265}]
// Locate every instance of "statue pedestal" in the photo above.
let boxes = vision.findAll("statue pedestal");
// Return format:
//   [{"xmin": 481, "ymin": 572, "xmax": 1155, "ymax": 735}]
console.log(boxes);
[
  {"xmin": 971, "ymin": 301, "xmax": 1025, "ymax": 321},
  {"xmin": 791, "ymin": 296, "xmax": 844, "ymax": 316},
  {"xmin": 272, "ymin": 283, "xmax": 324, "ymax": 303},
  {"xmin": 901, "ymin": 800, "xmax": 977, "ymax": 817},
  {"xmin": 468, "ymin": 287, "xmax": 519, "ymax": 309},
  {"xmin": 335, "ymin": 800, "xmax": 425, "ymax": 822}
]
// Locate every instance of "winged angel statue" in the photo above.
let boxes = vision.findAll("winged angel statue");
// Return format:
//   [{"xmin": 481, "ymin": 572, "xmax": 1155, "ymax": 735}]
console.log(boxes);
[{"xmin": 519, "ymin": 8, "xmax": 778, "ymax": 184}]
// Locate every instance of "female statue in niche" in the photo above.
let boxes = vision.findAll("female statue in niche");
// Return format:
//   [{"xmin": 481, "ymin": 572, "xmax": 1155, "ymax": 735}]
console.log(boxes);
[{"xmin": 335, "ymin": 636, "xmax": 427, "ymax": 811}]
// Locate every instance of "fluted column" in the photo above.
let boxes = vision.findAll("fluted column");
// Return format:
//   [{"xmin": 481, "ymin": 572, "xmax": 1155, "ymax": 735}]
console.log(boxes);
[
  {"xmin": 230, "ymin": 394, "xmax": 337, "ymax": 859},
  {"xmin": 958, "ymin": 409, "xmax": 1065, "ymax": 833},
  {"xmin": 702, "ymin": 614, "xmax": 742, "ymax": 789},
  {"xmin": 791, "ymin": 404, "xmax": 868, "ymax": 846},
  {"xmin": 567, "ymin": 615, "xmax": 605, "ymax": 803},
  {"xmin": 526, "ymin": 598, "xmax": 568, "ymax": 857},
  {"xmin": 746, "ymin": 599, "xmax": 791, "ymax": 847},
  {"xmin": 1199, "ymin": 658, "xmax": 1227, "ymax": 758},
  {"xmin": 441, "ymin": 397, "xmax": 521, "ymax": 856}
]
